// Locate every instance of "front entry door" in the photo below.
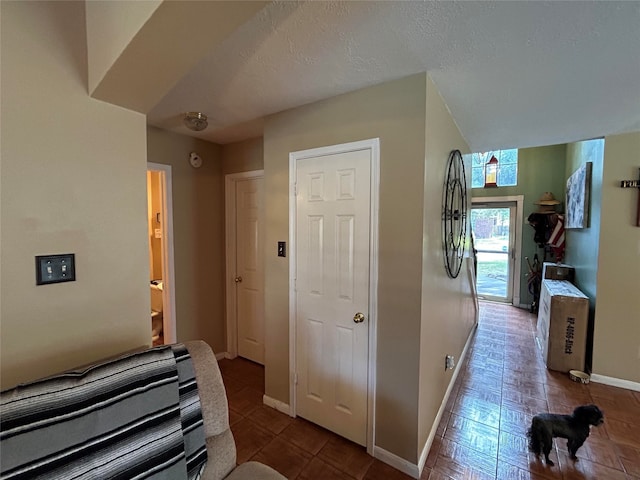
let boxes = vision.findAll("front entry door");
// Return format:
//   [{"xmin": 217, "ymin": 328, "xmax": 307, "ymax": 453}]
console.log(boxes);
[
  {"xmin": 294, "ymin": 146, "xmax": 371, "ymax": 446},
  {"xmin": 471, "ymin": 203, "xmax": 516, "ymax": 303}
]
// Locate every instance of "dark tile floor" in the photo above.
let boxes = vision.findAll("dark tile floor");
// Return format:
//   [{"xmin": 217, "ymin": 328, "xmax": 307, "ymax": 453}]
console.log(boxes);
[{"xmin": 218, "ymin": 301, "xmax": 640, "ymax": 479}]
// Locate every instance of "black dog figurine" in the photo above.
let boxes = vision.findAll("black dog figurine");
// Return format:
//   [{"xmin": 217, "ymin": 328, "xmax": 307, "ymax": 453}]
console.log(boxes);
[{"xmin": 527, "ymin": 404, "xmax": 604, "ymax": 466}]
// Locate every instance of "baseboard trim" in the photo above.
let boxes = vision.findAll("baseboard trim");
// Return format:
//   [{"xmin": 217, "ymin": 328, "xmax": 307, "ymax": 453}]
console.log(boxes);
[
  {"xmin": 416, "ymin": 320, "xmax": 478, "ymax": 477},
  {"xmin": 263, "ymin": 395, "xmax": 292, "ymax": 416},
  {"xmin": 215, "ymin": 352, "xmax": 228, "ymax": 361},
  {"xmin": 590, "ymin": 373, "xmax": 640, "ymax": 392},
  {"xmin": 417, "ymin": 439, "xmax": 431, "ymax": 479},
  {"xmin": 373, "ymin": 447, "xmax": 419, "ymax": 479}
]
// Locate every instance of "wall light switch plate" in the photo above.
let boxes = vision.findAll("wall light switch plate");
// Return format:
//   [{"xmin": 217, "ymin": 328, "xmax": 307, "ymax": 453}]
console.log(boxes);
[
  {"xmin": 36, "ymin": 254, "xmax": 76, "ymax": 285},
  {"xmin": 277, "ymin": 241, "xmax": 286, "ymax": 257}
]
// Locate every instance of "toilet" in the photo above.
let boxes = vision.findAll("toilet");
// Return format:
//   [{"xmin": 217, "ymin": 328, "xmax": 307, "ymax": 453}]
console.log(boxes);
[{"xmin": 150, "ymin": 281, "xmax": 163, "ymax": 345}]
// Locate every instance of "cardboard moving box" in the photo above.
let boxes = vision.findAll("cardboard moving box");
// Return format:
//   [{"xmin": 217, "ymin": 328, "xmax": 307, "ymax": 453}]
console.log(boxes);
[{"xmin": 536, "ymin": 280, "xmax": 589, "ymax": 372}]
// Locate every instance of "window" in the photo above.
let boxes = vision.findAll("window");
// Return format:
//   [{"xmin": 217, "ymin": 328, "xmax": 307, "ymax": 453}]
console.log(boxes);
[{"xmin": 471, "ymin": 149, "xmax": 518, "ymax": 188}]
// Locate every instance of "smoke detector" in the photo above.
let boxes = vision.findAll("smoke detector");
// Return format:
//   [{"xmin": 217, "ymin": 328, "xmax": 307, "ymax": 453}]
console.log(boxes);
[
  {"xmin": 189, "ymin": 152, "xmax": 203, "ymax": 168},
  {"xmin": 183, "ymin": 112, "xmax": 208, "ymax": 131}
]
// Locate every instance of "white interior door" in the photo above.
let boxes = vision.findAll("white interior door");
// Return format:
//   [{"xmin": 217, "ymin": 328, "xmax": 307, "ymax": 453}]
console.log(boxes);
[
  {"xmin": 294, "ymin": 148, "xmax": 371, "ymax": 446},
  {"xmin": 234, "ymin": 176, "xmax": 265, "ymax": 364}
]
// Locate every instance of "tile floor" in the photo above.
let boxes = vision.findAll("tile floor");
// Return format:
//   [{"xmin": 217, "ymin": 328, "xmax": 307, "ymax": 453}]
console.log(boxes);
[{"xmin": 218, "ymin": 301, "xmax": 640, "ymax": 479}]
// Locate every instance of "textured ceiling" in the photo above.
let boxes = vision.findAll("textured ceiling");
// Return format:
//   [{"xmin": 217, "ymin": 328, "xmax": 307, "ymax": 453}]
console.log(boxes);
[{"xmin": 146, "ymin": 1, "xmax": 640, "ymax": 151}]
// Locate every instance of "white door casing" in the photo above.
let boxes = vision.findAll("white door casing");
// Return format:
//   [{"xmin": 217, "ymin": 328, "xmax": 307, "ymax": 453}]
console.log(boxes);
[
  {"xmin": 225, "ymin": 171, "xmax": 265, "ymax": 363},
  {"xmin": 289, "ymin": 139, "xmax": 379, "ymax": 451}
]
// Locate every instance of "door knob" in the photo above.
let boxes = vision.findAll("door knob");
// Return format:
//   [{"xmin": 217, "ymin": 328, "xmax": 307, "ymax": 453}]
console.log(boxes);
[
  {"xmin": 353, "ymin": 312, "xmax": 365, "ymax": 323},
  {"xmin": 234, "ymin": 276, "xmax": 243, "ymax": 283}
]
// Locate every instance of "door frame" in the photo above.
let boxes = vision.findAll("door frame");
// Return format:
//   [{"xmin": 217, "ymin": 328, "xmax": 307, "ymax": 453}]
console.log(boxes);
[
  {"xmin": 471, "ymin": 195, "xmax": 524, "ymax": 306},
  {"xmin": 147, "ymin": 162, "xmax": 177, "ymax": 344},
  {"xmin": 288, "ymin": 138, "xmax": 379, "ymax": 455},
  {"xmin": 225, "ymin": 170, "xmax": 265, "ymax": 359}
]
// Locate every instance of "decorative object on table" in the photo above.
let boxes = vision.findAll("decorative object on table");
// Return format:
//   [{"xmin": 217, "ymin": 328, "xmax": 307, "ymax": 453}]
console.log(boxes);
[
  {"xmin": 565, "ymin": 162, "xmax": 592, "ymax": 229},
  {"xmin": 619, "ymin": 167, "xmax": 640, "ymax": 227},
  {"xmin": 542, "ymin": 262, "xmax": 574, "ymax": 282},
  {"xmin": 442, "ymin": 149, "xmax": 468, "ymax": 278}
]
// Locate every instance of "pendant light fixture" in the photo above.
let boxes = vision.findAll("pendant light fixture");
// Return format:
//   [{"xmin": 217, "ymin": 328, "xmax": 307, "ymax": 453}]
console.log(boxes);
[{"xmin": 484, "ymin": 155, "xmax": 499, "ymax": 188}]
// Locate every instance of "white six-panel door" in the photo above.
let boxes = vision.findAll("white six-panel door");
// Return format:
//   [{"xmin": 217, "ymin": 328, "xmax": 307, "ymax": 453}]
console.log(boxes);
[
  {"xmin": 294, "ymin": 148, "xmax": 371, "ymax": 445},
  {"xmin": 236, "ymin": 177, "xmax": 265, "ymax": 364}
]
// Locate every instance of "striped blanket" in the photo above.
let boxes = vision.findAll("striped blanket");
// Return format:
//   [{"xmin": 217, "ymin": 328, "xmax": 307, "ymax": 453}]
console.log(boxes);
[
  {"xmin": 170, "ymin": 344, "xmax": 207, "ymax": 479},
  {"xmin": 1, "ymin": 344, "xmax": 207, "ymax": 480}
]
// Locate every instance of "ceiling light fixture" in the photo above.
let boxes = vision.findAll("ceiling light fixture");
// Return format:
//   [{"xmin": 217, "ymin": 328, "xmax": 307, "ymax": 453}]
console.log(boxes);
[{"xmin": 183, "ymin": 112, "xmax": 208, "ymax": 131}]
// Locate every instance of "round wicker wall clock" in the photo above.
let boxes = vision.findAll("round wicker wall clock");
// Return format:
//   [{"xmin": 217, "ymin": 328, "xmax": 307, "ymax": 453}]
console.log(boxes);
[{"xmin": 442, "ymin": 150, "xmax": 468, "ymax": 279}]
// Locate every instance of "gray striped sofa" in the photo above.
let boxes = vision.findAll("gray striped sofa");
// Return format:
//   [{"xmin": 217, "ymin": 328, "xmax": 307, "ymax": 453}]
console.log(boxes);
[{"xmin": 0, "ymin": 340, "xmax": 284, "ymax": 480}]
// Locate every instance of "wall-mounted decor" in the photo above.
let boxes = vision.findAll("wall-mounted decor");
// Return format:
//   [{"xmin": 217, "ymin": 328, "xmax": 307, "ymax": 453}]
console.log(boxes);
[
  {"xmin": 619, "ymin": 167, "xmax": 640, "ymax": 227},
  {"xmin": 565, "ymin": 162, "xmax": 592, "ymax": 229},
  {"xmin": 442, "ymin": 150, "xmax": 468, "ymax": 278}
]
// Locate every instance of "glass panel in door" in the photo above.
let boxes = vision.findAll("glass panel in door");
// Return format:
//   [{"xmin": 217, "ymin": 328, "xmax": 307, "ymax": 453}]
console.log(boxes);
[{"xmin": 471, "ymin": 206, "xmax": 515, "ymax": 302}]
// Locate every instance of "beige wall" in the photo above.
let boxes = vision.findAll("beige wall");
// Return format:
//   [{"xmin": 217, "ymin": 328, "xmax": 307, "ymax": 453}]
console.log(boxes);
[
  {"xmin": 593, "ymin": 132, "xmax": 640, "ymax": 383},
  {"xmin": 417, "ymin": 76, "xmax": 475, "ymax": 457},
  {"xmin": 146, "ymin": 126, "xmax": 227, "ymax": 353},
  {"xmin": 263, "ymin": 73, "xmax": 473, "ymax": 463},
  {"xmin": 0, "ymin": 1, "xmax": 150, "ymax": 389},
  {"xmin": 221, "ymin": 137, "xmax": 264, "ymax": 175},
  {"xmin": 85, "ymin": 0, "xmax": 161, "ymax": 93},
  {"xmin": 90, "ymin": 1, "xmax": 269, "ymax": 114}
]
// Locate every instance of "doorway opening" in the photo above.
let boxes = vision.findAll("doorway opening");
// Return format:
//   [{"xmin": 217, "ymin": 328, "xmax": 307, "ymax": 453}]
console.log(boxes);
[
  {"xmin": 146, "ymin": 163, "xmax": 177, "ymax": 346},
  {"xmin": 471, "ymin": 195, "xmax": 523, "ymax": 305}
]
